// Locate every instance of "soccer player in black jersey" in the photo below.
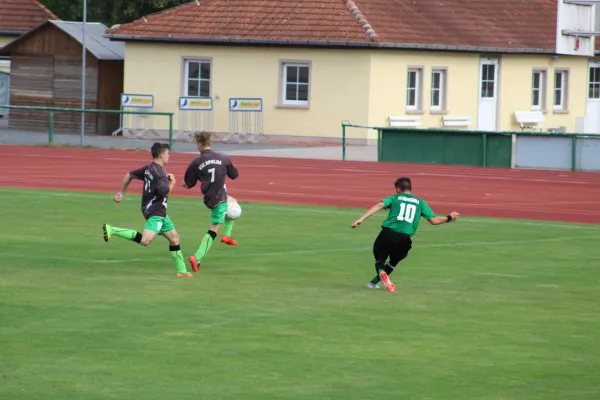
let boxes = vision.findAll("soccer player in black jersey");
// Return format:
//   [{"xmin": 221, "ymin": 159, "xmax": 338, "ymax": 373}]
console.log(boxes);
[{"xmin": 102, "ymin": 142, "xmax": 191, "ymax": 277}]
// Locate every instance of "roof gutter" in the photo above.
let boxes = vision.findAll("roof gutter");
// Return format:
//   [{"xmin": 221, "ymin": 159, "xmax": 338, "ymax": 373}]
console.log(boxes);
[
  {"xmin": 0, "ymin": 30, "xmax": 26, "ymax": 36},
  {"xmin": 103, "ymin": 34, "xmax": 556, "ymax": 55}
]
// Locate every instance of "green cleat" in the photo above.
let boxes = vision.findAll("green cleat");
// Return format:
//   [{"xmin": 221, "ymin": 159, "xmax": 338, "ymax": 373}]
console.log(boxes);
[{"xmin": 102, "ymin": 223, "xmax": 113, "ymax": 242}]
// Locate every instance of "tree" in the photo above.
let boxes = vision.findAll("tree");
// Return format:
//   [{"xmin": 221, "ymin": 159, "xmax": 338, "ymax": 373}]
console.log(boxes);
[{"xmin": 40, "ymin": 0, "xmax": 190, "ymax": 28}]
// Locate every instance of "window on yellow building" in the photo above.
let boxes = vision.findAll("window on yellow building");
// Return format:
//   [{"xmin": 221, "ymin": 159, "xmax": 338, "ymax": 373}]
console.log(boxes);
[
  {"xmin": 588, "ymin": 66, "xmax": 600, "ymax": 99},
  {"xmin": 281, "ymin": 62, "xmax": 310, "ymax": 106},
  {"xmin": 553, "ymin": 70, "xmax": 569, "ymax": 111},
  {"xmin": 480, "ymin": 64, "xmax": 496, "ymax": 98},
  {"xmin": 406, "ymin": 68, "xmax": 422, "ymax": 111},
  {"xmin": 430, "ymin": 69, "xmax": 446, "ymax": 111},
  {"xmin": 184, "ymin": 60, "xmax": 211, "ymax": 97},
  {"xmin": 531, "ymin": 70, "xmax": 546, "ymax": 111}
]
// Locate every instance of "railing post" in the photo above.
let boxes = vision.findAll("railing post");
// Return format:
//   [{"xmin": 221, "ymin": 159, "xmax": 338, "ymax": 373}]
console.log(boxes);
[
  {"xmin": 169, "ymin": 114, "xmax": 173, "ymax": 148},
  {"xmin": 571, "ymin": 134, "xmax": 577, "ymax": 172},
  {"xmin": 482, "ymin": 133, "xmax": 488, "ymax": 167},
  {"xmin": 342, "ymin": 123, "xmax": 346, "ymax": 161},
  {"xmin": 377, "ymin": 129, "xmax": 382, "ymax": 162},
  {"xmin": 48, "ymin": 111, "xmax": 54, "ymax": 144}
]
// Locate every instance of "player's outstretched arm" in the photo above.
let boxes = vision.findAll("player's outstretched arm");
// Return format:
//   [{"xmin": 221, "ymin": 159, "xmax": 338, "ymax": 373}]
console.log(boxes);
[
  {"xmin": 114, "ymin": 172, "xmax": 134, "ymax": 203},
  {"xmin": 351, "ymin": 202, "xmax": 385, "ymax": 228},
  {"xmin": 427, "ymin": 211, "xmax": 460, "ymax": 225}
]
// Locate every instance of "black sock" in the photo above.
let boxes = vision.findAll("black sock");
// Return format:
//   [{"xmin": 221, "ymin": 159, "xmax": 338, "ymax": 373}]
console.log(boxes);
[
  {"xmin": 133, "ymin": 232, "xmax": 142, "ymax": 243},
  {"xmin": 375, "ymin": 260, "xmax": 385, "ymax": 275},
  {"xmin": 384, "ymin": 262, "xmax": 395, "ymax": 276},
  {"xmin": 207, "ymin": 230, "xmax": 217, "ymax": 240}
]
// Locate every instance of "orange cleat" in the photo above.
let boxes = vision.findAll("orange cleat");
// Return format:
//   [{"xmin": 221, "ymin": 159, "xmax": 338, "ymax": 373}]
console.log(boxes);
[
  {"xmin": 378, "ymin": 271, "xmax": 397, "ymax": 292},
  {"xmin": 221, "ymin": 236, "xmax": 238, "ymax": 246},
  {"xmin": 188, "ymin": 255, "xmax": 200, "ymax": 273},
  {"xmin": 177, "ymin": 273, "xmax": 193, "ymax": 278}
]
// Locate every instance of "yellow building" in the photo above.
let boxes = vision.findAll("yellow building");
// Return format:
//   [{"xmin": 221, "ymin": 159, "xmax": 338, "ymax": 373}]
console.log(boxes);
[
  {"xmin": 106, "ymin": 0, "xmax": 600, "ymax": 140},
  {"xmin": 0, "ymin": 0, "xmax": 58, "ymax": 73}
]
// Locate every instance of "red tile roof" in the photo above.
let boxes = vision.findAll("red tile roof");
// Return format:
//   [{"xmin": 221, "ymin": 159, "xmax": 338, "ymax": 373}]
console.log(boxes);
[
  {"xmin": 0, "ymin": 0, "xmax": 59, "ymax": 34},
  {"xmin": 359, "ymin": 0, "xmax": 557, "ymax": 51},
  {"xmin": 106, "ymin": 0, "xmax": 558, "ymax": 52},
  {"xmin": 109, "ymin": 0, "xmax": 370, "ymax": 42}
]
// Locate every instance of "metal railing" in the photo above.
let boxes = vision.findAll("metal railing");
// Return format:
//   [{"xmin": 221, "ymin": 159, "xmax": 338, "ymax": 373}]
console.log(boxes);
[{"xmin": 0, "ymin": 105, "xmax": 175, "ymax": 147}]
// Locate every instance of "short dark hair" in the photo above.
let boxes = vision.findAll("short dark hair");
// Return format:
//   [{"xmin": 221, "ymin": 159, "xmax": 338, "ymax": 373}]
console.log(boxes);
[
  {"xmin": 395, "ymin": 177, "xmax": 412, "ymax": 191},
  {"xmin": 151, "ymin": 142, "xmax": 170, "ymax": 159}
]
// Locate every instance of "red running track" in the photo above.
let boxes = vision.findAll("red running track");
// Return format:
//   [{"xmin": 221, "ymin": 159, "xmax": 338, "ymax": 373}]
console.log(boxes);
[{"xmin": 1, "ymin": 145, "xmax": 600, "ymax": 224}]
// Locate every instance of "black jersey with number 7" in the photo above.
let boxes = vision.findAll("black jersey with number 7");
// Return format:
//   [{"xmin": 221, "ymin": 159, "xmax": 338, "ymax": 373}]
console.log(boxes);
[{"xmin": 183, "ymin": 149, "xmax": 239, "ymax": 208}]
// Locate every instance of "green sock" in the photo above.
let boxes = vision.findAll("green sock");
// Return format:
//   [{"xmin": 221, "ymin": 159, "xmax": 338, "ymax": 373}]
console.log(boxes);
[
  {"xmin": 169, "ymin": 245, "xmax": 188, "ymax": 274},
  {"xmin": 370, "ymin": 268, "xmax": 386, "ymax": 284},
  {"xmin": 223, "ymin": 219, "xmax": 235, "ymax": 237},
  {"xmin": 112, "ymin": 226, "xmax": 141, "ymax": 242},
  {"xmin": 195, "ymin": 232, "xmax": 215, "ymax": 261}
]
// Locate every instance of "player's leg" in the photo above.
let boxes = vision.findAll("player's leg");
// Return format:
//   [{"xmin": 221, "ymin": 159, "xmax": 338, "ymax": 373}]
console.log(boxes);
[
  {"xmin": 371, "ymin": 228, "xmax": 397, "ymax": 292},
  {"xmin": 139, "ymin": 216, "xmax": 166, "ymax": 246},
  {"xmin": 102, "ymin": 223, "xmax": 142, "ymax": 244},
  {"xmin": 367, "ymin": 229, "xmax": 391, "ymax": 289},
  {"xmin": 188, "ymin": 202, "xmax": 227, "ymax": 272},
  {"xmin": 221, "ymin": 196, "xmax": 239, "ymax": 245},
  {"xmin": 385, "ymin": 234, "xmax": 413, "ymax": 278},
  {"xmin": 161, "ymin": 217, "xmax": 192, "ymax": 278}
]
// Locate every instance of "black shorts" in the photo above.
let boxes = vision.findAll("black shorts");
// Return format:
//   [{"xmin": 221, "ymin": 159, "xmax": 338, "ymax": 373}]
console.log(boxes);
[{"xmin": 373, "ymin": 227, "xmax": 413, "ymax": 266}]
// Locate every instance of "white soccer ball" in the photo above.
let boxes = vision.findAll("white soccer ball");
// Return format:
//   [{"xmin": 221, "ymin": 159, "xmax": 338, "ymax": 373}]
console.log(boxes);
[{"xmin": 226, "ymin": 202, "xmax": 242, "ymax": 220}]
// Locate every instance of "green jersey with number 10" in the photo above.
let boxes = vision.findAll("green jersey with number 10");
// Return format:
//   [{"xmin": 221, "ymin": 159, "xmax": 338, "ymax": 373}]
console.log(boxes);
[{"xmin": 380, "ymin": 193, "xmax": 436, "ymax": 236}]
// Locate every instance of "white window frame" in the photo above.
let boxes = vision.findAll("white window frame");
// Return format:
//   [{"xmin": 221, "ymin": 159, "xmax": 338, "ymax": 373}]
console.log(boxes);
[
  {"xmin": 588, "ymin": 64, "xmax": 600, "ymax": 100},
  {"xmin": 430, "ymin": 69, "xmax": 446, "ymax": 112},
  {"xmin": 183, "ymin": 58, "xmax": 211, "ymax": 97},
  {"xmin": 480, "ymin": 63, "xmax": 497, "ymax": 99},
  {"xmin": 531, "ymin": 70, "xmax": 546, "ymax": 111},
  {"xmin": 279, "ymin": 61, "xmax": 311, "ymax": 107},
  {"xmin": 553, "ymin": 69, "xmax": 569, "ymax": 111},
  {"xmin": 406, "ymin": 67, "xmax": 423, "ymax": 111}
]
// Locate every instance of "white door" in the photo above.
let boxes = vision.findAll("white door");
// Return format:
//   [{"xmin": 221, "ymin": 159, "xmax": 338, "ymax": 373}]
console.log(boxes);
[
  {"xmin": 477, "ymin": 58, "xmax": 499, "ymax": 131},
  {"xmin": 584, "ymin": 62, "xmax": 600, "ymax": 133}
]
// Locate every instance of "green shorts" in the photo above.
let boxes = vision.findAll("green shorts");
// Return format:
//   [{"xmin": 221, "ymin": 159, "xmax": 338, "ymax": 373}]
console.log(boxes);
[
  {"xmin": 144, "ymin": 216, "xmax": 175, "ymax": 234},
  {"xmin": 210, "ymin": 202, "xmax": 228, "ymax": 225}
]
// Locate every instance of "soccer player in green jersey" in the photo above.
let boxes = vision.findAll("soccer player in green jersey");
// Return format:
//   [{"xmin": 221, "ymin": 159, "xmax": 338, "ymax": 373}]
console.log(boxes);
[
  {"xmin": 351, "ymin": 177, "xmax": 459, "ymax": 292},
  {"xmin": 101, "ymin": 142, "xmax": 192, "ymax": 278}
]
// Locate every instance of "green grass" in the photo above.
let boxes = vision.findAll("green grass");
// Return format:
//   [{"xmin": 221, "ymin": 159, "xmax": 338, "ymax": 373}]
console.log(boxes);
[{"xmin": 0, "ymin": 187, "xmax": 599, "ymax": 399}]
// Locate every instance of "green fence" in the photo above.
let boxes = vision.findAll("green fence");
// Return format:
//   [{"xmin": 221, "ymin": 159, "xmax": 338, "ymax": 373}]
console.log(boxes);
[
  {"xmin": 377, "ymin": 127, "xmax": 513, "ymax": 168},
  {"xmin": 0, "ymin": 105, "xmax": 175, "ymax": 147},
  {"xmin": 341, "ymin": 123, "xmax": 600, "ymax": 171}
]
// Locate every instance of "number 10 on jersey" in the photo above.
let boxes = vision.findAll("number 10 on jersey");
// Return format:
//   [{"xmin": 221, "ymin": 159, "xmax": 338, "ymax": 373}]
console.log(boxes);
[{"xmin": 397, "ymin": 202, "xmax": 417, "ymax": 223}]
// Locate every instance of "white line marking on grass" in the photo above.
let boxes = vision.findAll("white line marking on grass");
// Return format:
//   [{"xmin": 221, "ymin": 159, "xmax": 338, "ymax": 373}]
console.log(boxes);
[
  {"xmin": 473, "ymin": 272, "xmax": 525, "ymax": 278},
  {"xmin": 1, "ymin": 187, "xmax": 599, "ymax": 231},
  {"xmin": 0, "ymin": 236, "xmax": 594, "ymax": 265},
  {"xmin": 0, "ymin": 253, "xmax": 133, "ymax": 264}
]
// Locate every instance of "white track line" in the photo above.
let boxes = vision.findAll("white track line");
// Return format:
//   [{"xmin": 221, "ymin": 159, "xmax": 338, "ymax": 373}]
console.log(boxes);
[
  {"xmin": 3, "ymin": 151, "xmax": 599, "ymax": 184},
  {"xmin": 0, "ymin": 236, "xmax": 595, "ymax": 265}
]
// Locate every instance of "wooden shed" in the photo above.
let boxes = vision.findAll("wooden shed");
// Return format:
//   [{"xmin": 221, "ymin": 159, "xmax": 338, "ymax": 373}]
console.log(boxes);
[{"xmin": 0, "ymin": 20, "xmax": 124, "ymax": 134}]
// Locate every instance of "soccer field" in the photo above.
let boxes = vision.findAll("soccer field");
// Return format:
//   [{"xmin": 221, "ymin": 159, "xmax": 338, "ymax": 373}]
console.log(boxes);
[{"xmin": 1, "ymin": 187, "xmax": 599, "ymax": 400}]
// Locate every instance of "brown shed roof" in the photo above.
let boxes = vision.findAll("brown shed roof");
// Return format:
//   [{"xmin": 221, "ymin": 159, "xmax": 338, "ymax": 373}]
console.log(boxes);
[
  {"xmin": 0, "ymin": 0, "xmax": 58, "ymax": 35},
  {"xmin": 106, "ymin": 0, "xmax": 560, "ymax": 53}
]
